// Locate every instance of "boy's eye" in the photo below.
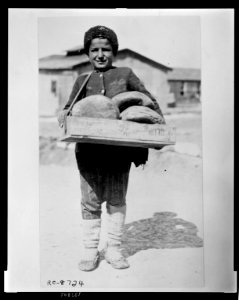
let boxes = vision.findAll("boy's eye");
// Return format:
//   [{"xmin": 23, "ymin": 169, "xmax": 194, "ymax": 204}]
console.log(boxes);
[{"xmin": 90, "ymin": 48, "xmax": 111, "ymax": 52}]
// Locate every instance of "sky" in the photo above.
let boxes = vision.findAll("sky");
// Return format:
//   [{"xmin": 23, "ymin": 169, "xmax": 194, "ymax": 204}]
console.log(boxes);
[{"xmin": 38, "ymin": 11, "xmax": 201, "ymax": 69}]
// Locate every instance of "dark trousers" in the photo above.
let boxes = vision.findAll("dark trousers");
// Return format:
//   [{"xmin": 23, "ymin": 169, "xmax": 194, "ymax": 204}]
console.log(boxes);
[{"xmin": 75, "ymin": 149, "xmax": 131, "ymax": 220}]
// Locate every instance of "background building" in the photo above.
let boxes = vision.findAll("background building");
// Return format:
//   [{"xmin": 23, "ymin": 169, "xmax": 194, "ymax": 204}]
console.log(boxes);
[{"xmin": 167, "ymin": 68, "xmax": 201, "ymax": 107}]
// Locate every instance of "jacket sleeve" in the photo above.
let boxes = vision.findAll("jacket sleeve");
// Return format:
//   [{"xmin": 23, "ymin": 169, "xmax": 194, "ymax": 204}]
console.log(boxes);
[
  {"xmin": 127, "ymin": 69, "xmax": 166, "ymax": 124},
  {"xmin": 63, "ymin": 75, "xmax": 85, "ymax": 111}
]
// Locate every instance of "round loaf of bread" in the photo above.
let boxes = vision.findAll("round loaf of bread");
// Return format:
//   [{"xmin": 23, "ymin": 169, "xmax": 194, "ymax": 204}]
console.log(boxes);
[
  {"xmin": 120, "ymin": 105, "xmax": 165, "ymax": 124},
  {"xmin": 112, "ymin": 91, "xmax": 155, "ymax": 112},
  {"xmin": 72, "ymin": 95, "xmax": 120, "ymax": 119}
]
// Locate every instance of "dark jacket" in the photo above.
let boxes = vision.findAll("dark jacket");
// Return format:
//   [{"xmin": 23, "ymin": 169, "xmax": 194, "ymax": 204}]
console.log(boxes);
[{"xmin": 63, "ymin": 66, "xmax": 165, "ymax": 167}]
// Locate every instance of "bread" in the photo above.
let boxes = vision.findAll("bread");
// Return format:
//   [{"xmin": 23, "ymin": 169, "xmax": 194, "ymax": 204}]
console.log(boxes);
[
  {"xmin": 120, "ymin": 105, "xmax": 165, "ymax": 124},
  {"xmin": 112, "ymin": 91, "xmax": 155, "ymax": 112},
  {"xmin": 72, "ymin": 95, "xmax": 120, "ymax": 119}
]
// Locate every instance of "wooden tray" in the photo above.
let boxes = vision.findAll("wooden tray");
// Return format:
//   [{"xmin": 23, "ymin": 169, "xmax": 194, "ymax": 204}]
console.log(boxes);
[{"xmin": 60, "ymin": 116, "xmax": 176, "ymax": 149}]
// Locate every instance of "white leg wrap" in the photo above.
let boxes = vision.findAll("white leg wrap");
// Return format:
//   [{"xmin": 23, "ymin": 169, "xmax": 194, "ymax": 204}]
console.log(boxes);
[
  {"xmin": 107, "ymin": 205, "xmax": 126, "ymax": 247},
  {"xmin": 105, "ymin": 205, "xmax": 129, "ymax": 268},
  {"xmin": 81, "ymin": 219, "xmax": 101, "ymax": 259}
]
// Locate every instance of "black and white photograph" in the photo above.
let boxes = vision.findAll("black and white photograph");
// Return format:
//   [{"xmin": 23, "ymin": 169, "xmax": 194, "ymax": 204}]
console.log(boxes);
[{"xmin": 7, "ymin": 9, "xmax": 235, "ymax": 293}]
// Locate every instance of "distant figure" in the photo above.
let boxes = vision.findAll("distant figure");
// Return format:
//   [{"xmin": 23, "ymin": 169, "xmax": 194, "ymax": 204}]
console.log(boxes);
[{"xmin": 57, "ymin": 25, "xmax": 165, "ymax": 271}]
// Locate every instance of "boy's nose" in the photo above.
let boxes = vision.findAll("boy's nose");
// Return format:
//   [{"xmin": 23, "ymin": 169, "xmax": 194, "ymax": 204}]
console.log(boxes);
[{"xmin": 97, "ymin": 49, "xmax": 103, "ymax": 58}]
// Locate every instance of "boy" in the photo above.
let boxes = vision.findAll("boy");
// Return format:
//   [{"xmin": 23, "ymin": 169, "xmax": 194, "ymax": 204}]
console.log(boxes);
[{"xmin": 58, "ymin": 25, "xmax": 165, "ymax": 271}]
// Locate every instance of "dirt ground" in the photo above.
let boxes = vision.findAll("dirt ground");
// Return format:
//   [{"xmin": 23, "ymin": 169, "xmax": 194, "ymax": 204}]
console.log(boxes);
[{"xmin": 39, "ymin": 109, "xmax": 204, "ymax": 290}]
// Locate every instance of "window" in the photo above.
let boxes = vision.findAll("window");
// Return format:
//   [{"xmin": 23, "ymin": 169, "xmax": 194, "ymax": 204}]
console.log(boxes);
[
  {"xmin": 180, "ymin": 82, "xmax": 184, "ymax": 96},
  {"xmin": 51, "ymin": 80, "xmax": 57, "ymax": 95}
]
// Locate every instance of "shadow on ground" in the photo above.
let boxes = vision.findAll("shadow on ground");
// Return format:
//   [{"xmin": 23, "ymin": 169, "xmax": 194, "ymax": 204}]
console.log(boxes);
[{"xmin": 100, "ymin": 211, "xmax": 203, "ymax": 260}]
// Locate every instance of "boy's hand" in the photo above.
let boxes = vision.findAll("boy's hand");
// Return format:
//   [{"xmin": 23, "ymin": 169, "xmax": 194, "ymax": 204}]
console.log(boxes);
[{"xmin": 57, "ymin": 110, "xmax": 68, "ymax": 128}]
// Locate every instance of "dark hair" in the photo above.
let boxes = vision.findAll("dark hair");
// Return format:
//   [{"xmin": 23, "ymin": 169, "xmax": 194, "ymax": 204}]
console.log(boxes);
[{"xmin": 84, "ymin": 25, "xmax": 119, "ymax": 56}]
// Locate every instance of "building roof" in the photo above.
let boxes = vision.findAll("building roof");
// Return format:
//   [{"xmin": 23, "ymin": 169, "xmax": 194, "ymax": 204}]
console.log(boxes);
[
  {"xmin": 167, "ymin": 68, "xmax": 201, "ymax": 81},
  {"xmin": 64, "ymin": 45, "xmax": 86, "ymax": 56},
  {"xmin": 117, "ymin": 48, "xmax": 172, "ymax": 71},
  {"xmin": 39, "ymin": 47, "xmax": 172, "ymax": 71},
  {"xmin": 39, "ymin": 54, "xmax": 89, "ymax": 70}
]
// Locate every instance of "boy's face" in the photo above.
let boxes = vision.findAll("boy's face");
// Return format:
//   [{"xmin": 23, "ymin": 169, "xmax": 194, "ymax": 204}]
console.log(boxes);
[{"xmin": 88, "ymin": 38, "xmax": 114, "ymax": 70}]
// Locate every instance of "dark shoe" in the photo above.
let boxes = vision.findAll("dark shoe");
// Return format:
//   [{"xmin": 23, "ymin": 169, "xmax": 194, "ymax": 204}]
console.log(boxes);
[{"xmin": 78, "ymin": 252, "xmax": 100, "ymax": 271}]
